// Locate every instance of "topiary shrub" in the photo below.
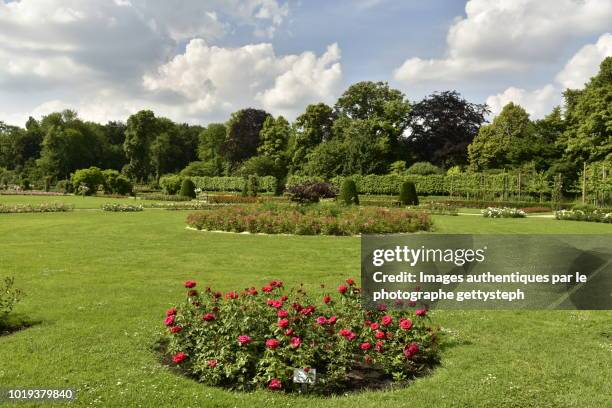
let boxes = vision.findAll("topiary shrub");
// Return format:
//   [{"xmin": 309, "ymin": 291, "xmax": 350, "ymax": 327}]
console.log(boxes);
[
  {"xmin": 340, "ymin": 179, "xmax": 359, "ymax": 205},
  {"xmin": 399, "ymin": 182, "xmax": 419, "ymax": 206},
  {"xmin": 247, "ymin": 175, "xmax": 259, "ymax": 197},
  {"xmin": 180, "ymin": 179, "xmax": 196, "ymax": 199}
]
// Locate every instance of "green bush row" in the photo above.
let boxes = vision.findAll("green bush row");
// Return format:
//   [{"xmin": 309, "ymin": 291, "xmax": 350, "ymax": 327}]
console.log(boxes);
[{"xmin": 191, "ymin": 176, "xmax": 277, "ymax": 193}]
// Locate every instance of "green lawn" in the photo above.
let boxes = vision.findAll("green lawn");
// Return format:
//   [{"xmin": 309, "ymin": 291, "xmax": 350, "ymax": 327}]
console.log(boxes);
[{"xmin": 0, "ymin": 197, "xmax": 611, "ymax": 407}]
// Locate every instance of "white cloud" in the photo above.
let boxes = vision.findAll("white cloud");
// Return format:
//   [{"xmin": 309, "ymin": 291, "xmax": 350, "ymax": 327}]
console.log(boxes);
[
  {"xmin": 143, "ymin": 40, "xmax": 342, "ymax": 118},
  {"xmin": 556, "ymin": 33, "xmax": 612, "ymax": 89},
  {"xmin": 486, "ymin": 32, "xmax": 612, "ymax": 118},
  {"xmin": 394, "ymin": 0, "xmax": 612, "ymax": 84}
]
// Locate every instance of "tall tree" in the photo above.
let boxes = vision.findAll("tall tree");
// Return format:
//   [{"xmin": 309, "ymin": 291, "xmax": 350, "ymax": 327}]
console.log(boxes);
[
  {"xmin": 290, "ymin": 103, "xmax": 335, "ymax": 173},
  {"xmin": 123, "ymin": 110, "xmax": 157, "ymax": 181},
  {"xmin": 221, "ymin": 108, "xmax": 271, "ymax": 167},
  {"xmin": 406, "ymin": 91, "xmax": 489, "ymax": 167}
]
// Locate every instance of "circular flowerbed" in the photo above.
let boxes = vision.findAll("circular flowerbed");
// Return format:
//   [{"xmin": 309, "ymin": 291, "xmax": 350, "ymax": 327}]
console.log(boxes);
[
  {"xmin": 161, "ymin": 279, "xmax": 441, "ymax": 393},
  {"xmin": 185, "ymin": 204, "xmax": 432, "ymax": 235}
]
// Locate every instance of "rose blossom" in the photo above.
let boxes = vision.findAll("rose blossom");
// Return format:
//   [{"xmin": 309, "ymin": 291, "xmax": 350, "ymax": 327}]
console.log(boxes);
[
  {"xmin": 267, "ymin": 299, "xmax": 283, "ymax": 308},
  {"xmin": 207, "ymin": 359, "xmax": 217, "ymax": 368},
  {"xmin": 375, "ymin": 331, "xmax": 385, "ymax": 339},
  {"xmin": 381, "ymin": 315, "xmax": 393, "ymax": 326},
  {"xmin": 170, "ymin": 325, "xmax": 182, "ymax": 334},
  {"xmin": 266, "ymin": 339, "xmax": 280, "ymax": 349},
  {"xmin": 262, "ymin": 285, "xmax": 273, "ymax": 293},
  {"xmin": 164, "ymin": 315, "xmax": 175, "ymax": 326},
  {"xmin": 268, "ymin": 378, "xmax": 282, "ymax": 390},
  {"xmin": 165, "ymin": 307, "xmax": 177, "ymax": 316},
  {"xmin": 238, "ymin": 335, "xmax": 252, "ymax": 345},
  {"xmin": 278, "ymin": 319, "xmax": 289, "ymax": 328},
  {"xmin": 184, "ymin": 281, "xmax": 196, "ymax": 288},
  {"xmin": 375, "ymin": 341, "xmax": 384, "ymax": 352},
  {"xmin": 370, "ymin": 322, "xmax": 379, "ymax": 330},
  {"xmin": 323, "ymin": 295, "xmax": 331, "ymax": 304},
  {"xmin": 290, "ymin": 337, "xmax": 302, "ymax": 348},
  {"xmin": 172, "ymin": 352, "xmax": 187, "ymax": 364},
  {"xmin": 415, "ymin": 309, "xmax": 427, "ymax": 316},
  {"xmin": 400, "ymin": 318, "xmax": 413, "ymax": 330},
  {"xmin": 360, "ymin": 342, "xmax": 372, "ymax": 350},
  {"xmin": 285, "ymin": 329, "xmax": 294, "ymax": 336},
  {"xmin": 404, "ymin": 342, "xmax": 419, "ymax": 358},
  {"xmin": 327, "ymin": 316, "xmax": 337, "ymax": 325},
  {"xmin": 316, "ymin": 316, "xmax": 327, "ymax": 325},
  {"xmin": 277, "ymin": 309, "xmax": 288, "ymax": 318},
  {"xmin": 346, "ymin": 278, "xmax": 355, "ymax": 286},
  {"xmin": 337, "ymin": 285, "xmax": 348, "ymax": 294},
  {"xmin": 202, "ymin": 313, "xmax": 215, "ymax": 321}
]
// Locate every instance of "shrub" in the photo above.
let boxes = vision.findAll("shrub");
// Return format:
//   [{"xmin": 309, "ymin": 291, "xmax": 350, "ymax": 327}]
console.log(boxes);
[
  {"xmin": 137, "ymin": 193, "xmax": 192, "ymax": 202},
  {"xmin": 186, "ymin": 205, "xmax": 432, "ymax": 235},
  {"xmin": 162, "ymin": 278, "xmax": 440, "ymax": 393},
  {"xmin": 20, "ymin": 179, "xmax": 31, "ymax": 190},
  {"xmin": 180, "ymin": 179, "xmax": 196, "ymax": 199},
  {"xmin": 247, "ymin": 175, "xmax": 259, "ymax": 197},
  {"xmin": 0, "ymin": 203, "xmax": 74, "ymax": 213},
  {"xmin": 72, "ymin": 167, "xmax": 105, "ymax": 195},
  {"xmin": 399, "ymin": 182, "xmax": 419, "ymax": 206},
  {"xmin": 102, "ymin": 170, "xmax": 133, "ymax": 196},
  {"xmin": 481, "ymin": 207, "xmax": 526, "ymax": 218},
  {"xmin": 286, "ymin": 182, "xmax": 337, "ymax": 204},
  {"xmin": 406, "ymin": 162, "xmax": 442, "ymax": 176},
  {"xmin": 56, "ymin": 180, "xmax": 74, "ymax": 194},
  {"xmin": 554, "ymin": 209, "xmax": 612, "ymax": 223},
  {"xmin": 191, "ymin": 176, "xmax": 277, "ymax": 193},
  {"xmin": 160, "ymin": 175, "xmax": 184, "ymax": 195},
  {"xmin": 0, "ymin": 277, "xmax": 23, "ymax": 322},
  {"xmin": 208, "ymin": 195, "xmax": 260, "ymax": 204},
  {"xmin": 181, "ymin": 161, "xmax": 219, "ymax": 177},
  {"xmin": 101, "ymin": 203, "xmax": 144, "ymax": 212},
  {"xmin": 147, "ymin": 202, "xmax": 210, "ymax": 211},
  {"xmin": 340, "ymin": 179, "xmax": 359, "ymax": 205}
]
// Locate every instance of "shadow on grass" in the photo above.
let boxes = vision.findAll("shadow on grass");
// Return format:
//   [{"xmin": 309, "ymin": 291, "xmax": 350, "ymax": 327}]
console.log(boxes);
[
  {"xmin": 0, "ymin": 314, "xmax": 40, "ymax": 337},
  {"xmin": 151, "ymin": 336, "xmax": 451, "ymax": 396}
]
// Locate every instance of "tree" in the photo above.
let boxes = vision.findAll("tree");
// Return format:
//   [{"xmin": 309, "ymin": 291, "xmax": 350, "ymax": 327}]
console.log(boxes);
[
  {"xmin": 341, "ymin": 119, "xmax": 390, "ymax": 175},
  {"xmin": 406, "ymin": 91, "xmax": 489, "ymax": 167},
  {"xmin": 221, "ymin": 108, "xmax": 271, "ymax": 167},
  {"xmin": 301, "ymin": 137, "xmax": 345, "ymax": 179},
  {"xmin": 71, "ymin": 167, "xmax": 105, "ymax": 195},
  {"xmin": 258, "ymin": 116, "xmax": 291, "ymax": 179},
  {"xmin": 291, "ymin": 103, "xmax": 335, "ymax": 173},
  {"xmin": 468, "ymin": 103, "xmax": 535, "ymax": 170},
  {"xmin": 124, "ymin": 110, "xmax": 157, "ymax": 181}
]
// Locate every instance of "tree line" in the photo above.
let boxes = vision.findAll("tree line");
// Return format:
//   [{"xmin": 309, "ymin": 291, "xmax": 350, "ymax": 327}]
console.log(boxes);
[{"xmin": 1, "ymin": 57, "xmax": 610, "ymax": 193}]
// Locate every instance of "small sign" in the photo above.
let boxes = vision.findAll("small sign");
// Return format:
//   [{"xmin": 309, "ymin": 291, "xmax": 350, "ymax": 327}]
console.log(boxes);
[{"xmin": 293, "ymin": 368, "xmax": 316, "ymax": 384}]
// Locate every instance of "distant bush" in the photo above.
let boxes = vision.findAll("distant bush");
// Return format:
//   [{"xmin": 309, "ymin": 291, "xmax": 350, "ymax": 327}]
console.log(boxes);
[
  {"xmin": 55, "ymin": 180, "xmax": 74, "ymax": 194},
  {"xmin": 0, "ymin": 277, "xmax": 23, "ymax": 323},
  {"xmin": 399, "ymin": 182, "xmax": 419, "ymax": 206},
  {"xmin": 137, "ymin": 193, "xmax": 192, "ymax": 202},
  {"xmin": 481, "ymin": 207, "xmax": 526, "ymax": 218},
  {"xmin": 180, "ymin": 161, "xmax": 219, "ymax": 177},
  {"xmin": 147, "ymin": 202, "xmax": 210, "ymax": 211},
  {"xmin": 0, "ymin": 202, "xmax": 74, "ymax": 213},
  {"xmin": 180, "ymin": 179, "xmax": 196, "ymax": 199},
  {"xmin": 101, "ymin": 203, "xmax": 144, "ymax": 212},
  {"xmin": 340, "ymin": 179, "xmax": 359, "ymax": 205},
  {"xmin": 72, "ymin": 167, "xmax": 105, "ymax": 195},
  {"xmin": 241, "ymin": 175, "xmax": 259, "ymax": 197},
  {"xmin": 20, "ymin": 179, "xmax": 31, "ymax": 190},
  {"xmin": 102, "ymin": 170, "xmax": 133, "ymax": 196},
  {"xmin": 160, "ymin": 175, "xmax": 184, "ymax": 195},
  {"xmin": 406, "ymin": 162, "xmax": 442, "ymax": 176},
  {"xmin": 208, "ymin": 195, "xmax": 259, "ymax": 204},
  {"xmin": 555, "ymin": 209, "xmax": 612, "ymax": 223},
  {"xmin": 191, "ymin": 176, "xmax": 277, "ymax": 193},
  {"xmin": 286, "ymin": 182, "xmax": 337, "ymax": 204}
]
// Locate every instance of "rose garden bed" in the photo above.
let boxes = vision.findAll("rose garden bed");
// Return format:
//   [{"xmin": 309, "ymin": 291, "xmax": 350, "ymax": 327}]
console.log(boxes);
[
  {"xmin": 185, "ymin": 204, "xmax": 432, "ymax": 235},
  {"xmin": 161, "ymin": 279, "xmax": 440, "ymax": 394}
]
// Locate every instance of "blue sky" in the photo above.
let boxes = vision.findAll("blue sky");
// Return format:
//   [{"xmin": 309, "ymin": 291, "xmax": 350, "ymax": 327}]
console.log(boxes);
[{"xmin": 0, "ymin": 0, "xmax": 610, "ymax": 126}]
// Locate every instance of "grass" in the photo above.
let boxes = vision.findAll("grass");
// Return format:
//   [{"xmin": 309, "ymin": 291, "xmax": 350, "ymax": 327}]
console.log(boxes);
[{"xmin": 0, "ymin": 196, "xmax": 610, "ymax": 407}]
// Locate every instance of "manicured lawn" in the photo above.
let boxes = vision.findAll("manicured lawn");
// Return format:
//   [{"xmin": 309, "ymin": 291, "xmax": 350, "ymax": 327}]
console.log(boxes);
[{"xmin": 0, "ymin": 197, "xmax": 610, "ymax": 407}]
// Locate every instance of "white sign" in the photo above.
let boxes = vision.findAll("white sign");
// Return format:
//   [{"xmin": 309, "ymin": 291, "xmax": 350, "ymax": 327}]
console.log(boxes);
[{"xmin": 293, "ymin": 368, "xmax": 316, "ymax": 384}]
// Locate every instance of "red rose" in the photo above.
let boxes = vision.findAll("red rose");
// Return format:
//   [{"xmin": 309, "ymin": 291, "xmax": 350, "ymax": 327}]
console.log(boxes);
[
  {"xmin": 339, "ymin": 329, "xmax": 356, "ymax": 340},
  {"xmin": 165, "ymin": 307, "xmax": 177, "ymax": 316},
  {"xmin": 278, "ymin": 319, "xmax": 289, "ymax": 328},
  {"xmin": 323, "ymin": 295, "xmax": 331, "ymax": 304},
  {"xmin": 202, "ymin": 313, "xmax": 216, "ymax": 321},
  {"xmin": 170, "ymin": 325, "xmax": 182, "ymax": 333},
  {"xmin": 238, "ymin": 335, "xmax": 252, "ymax": 345},
  {"xmin": 375, "ymin": 341, "xmax": 384, "ymax": 352},
  {"xmin": 285, "ymin": 329, "xmax": 294, "ymax": 336},
  {"xmin": 360, "ymin": 342, "xmax": 372, "ymax": 350},
  {"xmin": 381, "ymin": 315, "xmax": 393, "ymax": 326},
  {"xmin": 187, "ymin": 290, "xmax": 198, "ymax": 297},
  {"xmin": 268, "ymin": 378, "xmax": 282, "ymax": 390},
  {"xmin": 290, "ymin": 337, "xmax": 302, "ymax": 348},
  {"xmin": 267, "ymin": 299, "xmax": 283, "ymax": 308},
  {"xmin": 270, "ymin": 280, "xmax": 283, "ymax": 288},
  {"xmin": 207, "ymin": 359, "xmax": 217, "ymax": 368},
  {"xmin": 327, "ymin": 316, "xmax": 337, "ymax": 325},
  {"xmin": 375, "ymin": 331, "xmax": 385, "ymax": 339},
  {"xmin": 262, "ymin": 285, "xmax": 273, "ymax": 293},
  {"xmin": 164, "ymin": 315, "xmax": 175, "ymax": 326},
  {"xmin": 399, "ymin": 318, "xmax": 413, "ymax": 330},
  {"xmin": 316, "ymin": 316, "xmax": 327, "ymax": 325},
  {"xmin": 266, "ymin": 339, "xmax": 280, "ymax": 349},
  {"xmin": 370, "ymin": 322, "xmax": 379, "ymax": 330},
  {"xmin": 337, "ymin": 285, "xmax": 348, "ymax": 294},
  {"xmin": 346, "ymin": 278, "xmax": 355, "ymax": 286},
  {"xmin": 225, "ymin": 291, "xmax": 239, "ymax": 299},
  {"xmin": 277, "ymin": 309, "xmax": 288, "ymax": 318},
  {"xmin": 280, "ymin": 295, "xmax": 288, "ymax": 301},
  {"xmin": 184, "ymin": 281, "xmax": 196, "ymax": 288},
  {"xmin": 415, "ymin": 309, "xmax": 427, "ymax": 316},
  {"xmin": 404, "ymin": 342, "xmax": 419, "ymax": 359},
  {"xmin": 172, "ymin": 352, "xmax": 187, "ymax": 364},
  {"xmin": 300, "ymin": 305, "xmax": 315, "ymax": 316}
]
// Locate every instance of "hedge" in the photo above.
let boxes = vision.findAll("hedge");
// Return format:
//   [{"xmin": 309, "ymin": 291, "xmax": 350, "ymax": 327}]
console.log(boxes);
[{"xmin": 191, "ymin": 176, "xmax": 277, "ymax": 193}]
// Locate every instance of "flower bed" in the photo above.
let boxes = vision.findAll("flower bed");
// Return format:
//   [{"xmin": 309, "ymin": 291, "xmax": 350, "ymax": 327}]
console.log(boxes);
[
  {"xmin": 481, "ymin": 207, "xmax": 526, "ymax": 218},
  {"xmin": 147, "ymin": 201, "xmax": 210, "ymax": 210},
  {"xmin": 0, "ymin": 202, "xmax": 74, "ymax": 213},
  {"xmin": 162, "ymin": 279, "xmax": 440, "ymax": 393},
  {"xmin": 554, "ymin": 209, "xmax": 612, "ymax": 223},
  {"xmin": 101, "ymin": 203, "xmax": 144, "ymax": 212},
  {"xmin": 0, "ymin": 190, "xmax": 67, "ymax": 196},
  {"xmin": 137, "ymin": 193, "xmax": 193, "ymax": 201},
  {"xmin": 186, "ymin": 205, "xmax": 432, "ymax": 235},
  {"xmin": 207, "ymin": 195, "xmax": 260, "ymax": 204},
  {"xmin": 422, "ymin": 202, "xmax": 459, "ymax": 216}
]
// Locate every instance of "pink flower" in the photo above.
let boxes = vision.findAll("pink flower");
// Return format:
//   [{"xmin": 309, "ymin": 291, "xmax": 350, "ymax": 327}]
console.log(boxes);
[
  {"xmin": 270, "ymin": 280, "xmax": 283, "ymax": 288},
  {"xmin": 375, "ymin": 331, "xmax": 385, "ymax": 339},
  {"xmin": 316, "ymin": 316, "xmax": 327, "ymax": 325},
  {"xmin": 381, "ymin": 315, "xmax": 393, "ymax": 326},
  {"xmin": 207, "ymin": 359, "xmax": 217, "ymax": 368},
  {"xmin": 323, "ymin": 296, "xmax": 331, "ymax": 304},
  {"xmin": 202, "ymin": 313, "xmax": 215, "ymax": 321},
  {"xmin": 285, "ymin": 329, "xmax": 294, "ymax": 336},
  {"xmin": 415, "ymin": 309, "xmax": 427, "ymax": 316},
  {"xmin": 268, "ymin": 378, "xmax": 282, "ymax": 390},
  {"xmin": 238, "ymin": 335, "xmax": 252, "ymax": 345},
  {"xmin": 399, "ymin": 318, "xmax": 413, "ymax": 330},
  {"xmin": 339, "ymin": 329, "xmax": 356, "ymax": 340},
  {"xmin": 327, "ymin": 316, "xmax": 337, "ymax": 325},
  {"xmin": 360, "ymin": 342, "xmax": 372, "ymax": 350},
  {"xmin": 267, "ymin": 299, "xmax": 283, "ymax": 308},
  {"xmin": 278, "ymin": 319, "xmax": 289, "ymax": 328},
  {"xmin": 172, "ymin": 352, "xmax": 187, "ymax": 364},
  {"xmin": 277, "ymin": 309, "xmax": 288, "ymax": 318},
  {"xmin": 184, "ymin": 281, "xmax": 196, "ymax": 288},
  {"xmin": 266, "ymin": 339, "xmax": 280, "ymax": 349},
  {"xmin": 370, "ymin": 322, "xmax": 379, "ymax": 330},
  {"xmin": 165, "ymin": 307, "xmax": 177, "ymax": 316},
  {"xmin": 262, "ymin": 285, "xmax": 273, "ymax": 293},
  {"xmin": 404, "ymin": 342, "xmax": 420, "ymax": 359},
  {"xmin": 164, "ymin": 315, "xmax": 175, "ymax": 326},
  {"xmin": 290, "ymin": 337, "xmax": 302, "ymax": 348},
  {"xmin": 170, "ymin": 325, "xmax": 182, "ymax": 334},
  {"xmin": 375, "ymin": 341, "xmax": 384, "ymax": 352},
  {"xmin": 300, "ymin": 305, "xmax": 315, "ymax": 316},
  {"xmin": 337, "ymin": 285, "xmax": 348, "ymax": 294}
]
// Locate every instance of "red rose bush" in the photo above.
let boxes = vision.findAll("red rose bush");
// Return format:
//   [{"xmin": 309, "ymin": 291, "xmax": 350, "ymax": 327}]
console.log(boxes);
[{"xmin": 162, "ymin": 278, "xmax": 440, "ymax": 393}]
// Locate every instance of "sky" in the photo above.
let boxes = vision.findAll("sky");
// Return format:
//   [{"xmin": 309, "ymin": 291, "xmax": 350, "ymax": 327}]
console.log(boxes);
[{"xmin": 0, "ymin": 0, "xmax": 611, "ymax": 127}]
